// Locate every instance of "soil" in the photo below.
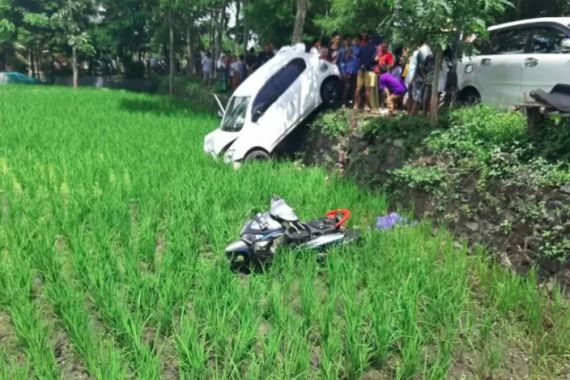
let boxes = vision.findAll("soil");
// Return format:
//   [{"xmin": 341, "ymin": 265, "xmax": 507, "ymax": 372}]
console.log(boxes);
[
  {"xmin": 33, "ymin": 284, "xmax": 93, "ymax": 380},
  {"xmin": 0, "ymin": 309, "xmax": 27, "ymax": 367}
]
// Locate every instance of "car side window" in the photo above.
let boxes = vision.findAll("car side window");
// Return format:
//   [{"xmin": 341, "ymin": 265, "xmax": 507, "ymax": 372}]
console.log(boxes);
[
  {"xmin": 251, "ymin": 58, "xmax": 307, "ymax": 122},
  {"xmin": 530, "ymin": 27, "xmax": 568, "ymax": 54},
  {"xmin": 490, "ymin": 28, "xmax": 530, "ymax": 55}
]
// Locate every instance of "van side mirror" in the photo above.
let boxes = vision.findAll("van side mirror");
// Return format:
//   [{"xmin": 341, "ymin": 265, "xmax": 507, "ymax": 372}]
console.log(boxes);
[{"xmin": 561, "ymin": 38, "xmax": 570, "ymax": 53}]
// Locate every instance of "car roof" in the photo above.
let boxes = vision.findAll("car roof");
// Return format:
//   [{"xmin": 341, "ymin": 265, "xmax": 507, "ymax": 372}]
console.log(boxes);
[
  {"xmin": 232, "ymin": 43, "xmax": 311, "ymax": 97},
  {"xmin": 489, "ymin": 17, "xmax": 570, "ymax": 31}
]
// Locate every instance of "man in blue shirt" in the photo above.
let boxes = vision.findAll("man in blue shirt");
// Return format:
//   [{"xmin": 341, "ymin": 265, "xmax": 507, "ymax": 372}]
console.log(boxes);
[
  {"xmin": 340, "ymin": 38, "xmax": 361, "ymax": 106},
  {"xmin": 355, "ymin": 35, "xmax": 378, "ymax": 112}
]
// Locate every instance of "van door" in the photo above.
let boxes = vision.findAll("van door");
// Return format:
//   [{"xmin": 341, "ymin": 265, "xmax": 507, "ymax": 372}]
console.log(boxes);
[
  {"xmin": 475, "ymin": 28, "xmax": 531, "ymax": 105},
  {"xmin": 521, "ymin": 25, "xmax": 570, "ymax": 98}
]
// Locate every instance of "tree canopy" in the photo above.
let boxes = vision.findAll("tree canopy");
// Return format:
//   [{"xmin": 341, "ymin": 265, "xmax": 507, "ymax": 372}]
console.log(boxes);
[{"xmin": 0, "ymin": 0, "xmax": 567, "ymax": 81}]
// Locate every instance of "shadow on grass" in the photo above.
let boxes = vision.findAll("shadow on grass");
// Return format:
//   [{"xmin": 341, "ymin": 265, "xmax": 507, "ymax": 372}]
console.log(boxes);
[{"xmin": 120, "ymin": 96, "xmax": 208, "ymax": 117}]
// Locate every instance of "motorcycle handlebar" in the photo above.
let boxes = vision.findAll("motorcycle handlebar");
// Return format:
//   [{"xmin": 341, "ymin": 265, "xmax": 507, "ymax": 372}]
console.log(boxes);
[{"xmin": 325, "ymin": 209, "xmax": 351, "ymax": 228}]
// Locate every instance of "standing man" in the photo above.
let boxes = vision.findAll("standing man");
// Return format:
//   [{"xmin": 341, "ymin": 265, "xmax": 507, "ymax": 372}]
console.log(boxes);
[
  {"xmin": 258, "ymin": 43, "xmax": 274, "ymax": 66},
  {"xmin": 201, "ymin": 52, "xmax": 212, "ymax": 85},
  {"xmin": 237, "ymin": 55, "xmax": 247, "ymax": 84},
  {"xmin": 409, "ymin": 42, "xmax": 432, "ymax": 115},
  {"xmin": 216, "ymin": 51, "xmax": 227, "ymax": 91},
  {"xmin": 245, "ymin": 47, "xmax": 258, "ymax": 73},
  {"xmin": 354, "ymin": 34, "xmax": 378, "ymax": 112}
]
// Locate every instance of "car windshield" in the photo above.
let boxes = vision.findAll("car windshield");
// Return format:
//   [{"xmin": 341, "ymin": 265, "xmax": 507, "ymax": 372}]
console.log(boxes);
[{"xmin": 221, "ymin": 96, "xmax": 250, "ymax": 132}]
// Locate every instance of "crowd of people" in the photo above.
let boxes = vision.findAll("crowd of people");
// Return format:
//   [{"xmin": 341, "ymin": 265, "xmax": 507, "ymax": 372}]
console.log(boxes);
[
  {"xmin": 312, "ymin": 33, "xmax": 452, "ymax": 116},
  {"xmin": 200, "ymin": 43, "xmax": 277, "ymax": 92},
  {"xmin": 199, "ymin": 34, "xmax": 452, "ymax": 116}
]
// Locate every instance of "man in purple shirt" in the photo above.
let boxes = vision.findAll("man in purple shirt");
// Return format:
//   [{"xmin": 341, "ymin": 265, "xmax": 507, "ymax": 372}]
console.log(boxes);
[{"xmin": 379, "ymin": 64, "xmax": 407, "ymax": 115}]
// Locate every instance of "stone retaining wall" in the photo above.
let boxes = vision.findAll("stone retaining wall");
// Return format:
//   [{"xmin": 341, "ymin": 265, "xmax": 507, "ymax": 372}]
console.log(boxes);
[{"xmin": 302, "ymin": 115, "xmax": 570, "ymax": 289}]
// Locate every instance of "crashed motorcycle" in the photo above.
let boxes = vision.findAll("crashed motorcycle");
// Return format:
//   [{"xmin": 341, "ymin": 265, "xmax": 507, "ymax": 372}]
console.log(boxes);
[{"xmin": 225, "ymin": 197, "xmax": 359, "ymax": 270}]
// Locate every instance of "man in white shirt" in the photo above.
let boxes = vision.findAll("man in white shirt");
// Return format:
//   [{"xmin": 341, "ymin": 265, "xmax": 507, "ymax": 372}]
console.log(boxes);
[{"xmin": 201, "ymin": 52, "xmax": 212, "ymax": 85}]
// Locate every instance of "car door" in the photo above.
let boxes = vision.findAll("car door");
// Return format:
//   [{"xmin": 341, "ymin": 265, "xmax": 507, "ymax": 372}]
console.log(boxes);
[
  {"xmin": 521, "ymin": 25, "xmax": 570, "ymax": 97},
  {"xmin": 474, "ymin": 27, "xmax": 531, "ymax": 105}
]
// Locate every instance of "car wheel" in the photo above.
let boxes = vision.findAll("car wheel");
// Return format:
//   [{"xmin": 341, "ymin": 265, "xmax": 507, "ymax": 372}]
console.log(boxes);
[
  {"xmin": 321, "ymin": 78, "xmax": 342, "ymax": 108},
  {"xmin": 244, "ymin": 149, "xmax": 270, "ymax": 161},
  {"xmin": 459, "ymin": 88, "xmax": 481, "ymax": 105}
]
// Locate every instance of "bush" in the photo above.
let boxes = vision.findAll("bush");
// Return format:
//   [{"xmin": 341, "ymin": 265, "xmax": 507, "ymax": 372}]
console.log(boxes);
[
  {"xmin": 538, "ymin": 117, "xmax": 570, "ymax": 162},
  {"xmin": 427, "ymin": 106, "xmax": 526, "ymax": 164},
  {"xmin": 363, "ymin": 114, "xmax": 446, "ymax": 155},
  {"xmin": 391, "ymin": 165, "xmax": 445, "ymax": 191},
  {"xmin": 315, "ymin": 109, "xmax": 351, "ymax": 137},
  {"xmin": 186, "ymin": 82, "xmax": 229, "ymax": 114}
]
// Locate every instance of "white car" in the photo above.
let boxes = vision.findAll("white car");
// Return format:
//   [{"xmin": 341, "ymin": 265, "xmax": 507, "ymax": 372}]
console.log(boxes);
[
  {"xmin": 204, "ymin": 43, "xmax": 341, "ymax": 163},
  {"xmin": 457, "ymin": 17, "xmax": 570, "ymax": 106}
]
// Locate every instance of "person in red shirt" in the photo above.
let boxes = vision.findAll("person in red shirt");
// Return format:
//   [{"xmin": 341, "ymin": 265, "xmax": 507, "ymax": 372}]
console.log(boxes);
[
  {"xmin": 374, "ymin": 42, "xmax": 395, "ymax": 107},
  {"xmin": 375, "ymin": 42, "xmax": 395, "ymax": 71}
]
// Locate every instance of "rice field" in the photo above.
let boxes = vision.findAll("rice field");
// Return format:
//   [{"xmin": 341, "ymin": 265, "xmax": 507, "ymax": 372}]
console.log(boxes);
[{"xmin": 0, "ymin": 86, "xmax": 569, "ymax": 379}]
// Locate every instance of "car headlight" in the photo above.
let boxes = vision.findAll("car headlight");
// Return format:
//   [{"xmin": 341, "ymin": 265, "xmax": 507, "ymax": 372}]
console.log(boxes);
[
  {"xmin": 465, "ymin": 64, "xmax": 474, "ymax": 74},
  {"xmin": 204, "ymin": 137, "xmax": 214, "ymax": 153},
  {"xmin": 224, "ymin": 148, "xmax": 236, "ymax": 163}
]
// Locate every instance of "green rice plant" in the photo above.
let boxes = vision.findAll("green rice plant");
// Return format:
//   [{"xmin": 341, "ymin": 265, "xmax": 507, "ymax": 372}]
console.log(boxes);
[
  {"xmin": 1, "ymin": 86, "xmax": 569, "ymax": 378},
  {"xmin": 320, "ymin": 327, "xmax": 344, "ymax": 379},
  {"xmin": 175, "ymin": 309, "xmax": 208, "ymax": 379},
  {"xmin": 0, "ymin": 351, "xmax": 31, "ymax": 380},
  {"xmin": 259, "ymin": 323, "xmax": 284, "ymax": 377}
]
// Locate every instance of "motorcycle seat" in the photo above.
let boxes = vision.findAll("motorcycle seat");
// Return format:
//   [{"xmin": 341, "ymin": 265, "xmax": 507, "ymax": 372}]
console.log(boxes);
[{"xmin": 530, "ymin": 84, "xmax": 570, "ymax": 113}]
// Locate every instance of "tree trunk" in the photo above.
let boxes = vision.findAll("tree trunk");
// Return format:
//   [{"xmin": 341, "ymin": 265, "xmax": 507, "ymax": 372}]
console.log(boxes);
[
  {"xmin": 515, "ymin": 0, "xmax": 523, "ymax": 18},
  {"xmin": 235, "ymin": 0, "xmax": 241, "ymax": 55},
  {"xmin": 72, "ymin": 45, "xmax": 78, "ymax": 89},
  {"xmin": 0, "ymin": 46, "xmax": 5, "ymax": 71},
  {"xmin": 169, "ymin": 11, "xmax": 174, "ymax": 95},
  {"xmin": 29, "ymin": 50, "xmax": 36, "ymax": 78},
  {"xmin": 214, "ymin": 8, "xmax": 224, "ymax": 76},
  {"xmin": 211, "ymin": 10, "xmax": 217, "ymax": 79},
  {"xmin": 186, "ymin": 25, "xmax": 193, "ymax": 75},
  {"xmin": 243, "ymin": 0, "xmax": 248, "ymax": 51},
  {"xmin": 429, "ymin": 48, "xmax": 443, "ymax": 125},
  {"xmin": 292, "ymin": 0, "xmax": 307, "ymax": 44}
]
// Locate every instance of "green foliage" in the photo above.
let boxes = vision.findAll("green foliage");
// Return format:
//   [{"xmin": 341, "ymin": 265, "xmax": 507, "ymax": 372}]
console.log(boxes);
[
  {"xmin": 537, "ymin": 116, "xmax": 570, "ymax": 162},
  {"xmin": 315, "ymin": 109, "xmax": 351, "ymax": 137},
  {"xmin": 186, "ymin": 81, "xmax": 229, "ymax": 113},
  {"xmin": 314, "ymin": 0, "xmax": 389, "ymax": 35},
  {"xmin": 385, "ymin": 0, "xmax": 510, "ymax": 54},
  {"xmin": 51, "ymin": 0, "xmax": 97, "ymax": 54},
  {"xmin": 540, "ymin": 229, "xmax": 570, "ymax": 262},
  {"xmin": 391, "ymin": 164, "xmax": 444, "ymax": 191},
  {"xmin": 427, "ymin": 106, "xmax": 526, "ymax": 163},
  {"xmin": 363, "ymin": 114, "xmax": 444, "ymax": 154}
]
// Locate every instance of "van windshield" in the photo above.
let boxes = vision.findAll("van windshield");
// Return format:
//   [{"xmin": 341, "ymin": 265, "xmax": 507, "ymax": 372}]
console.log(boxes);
[{"xmin": 221, "ymin": 96, "xmax": 250, "ymax": 132}]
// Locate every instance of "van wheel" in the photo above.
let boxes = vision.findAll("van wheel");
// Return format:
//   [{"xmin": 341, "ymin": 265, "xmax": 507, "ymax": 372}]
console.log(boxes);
[
  {"xmin": 459, "ymin": 88, "xmax": 481, "ymax": 105},
  {"xmin": 321, "ymin": 78, "xmax": 342, "ymax": 108},
  {"xmin": 244, "ymin": 149, "xmax": 270, "ymax": 161}
]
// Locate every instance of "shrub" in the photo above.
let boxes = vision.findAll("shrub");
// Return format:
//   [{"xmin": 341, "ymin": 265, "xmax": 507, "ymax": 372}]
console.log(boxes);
[
  {"xmin": 538, "ymin": 117, "xmax": 570, "ymax": 162},
  {"xmin": 391, "ymin": 164, "xmax": 445, "ymax": 191},
  {"xmin": 363, "ymin": 114, "xmax": 440, "ymax": 138},
  {"xmin": 314, "ymin": 109, "xmax": 351, "ymax": 137},
  {"xmin": 427, "ymin": 106, "xmax": 526, "ymax": 164}
]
